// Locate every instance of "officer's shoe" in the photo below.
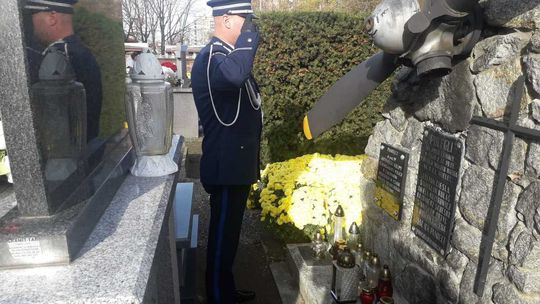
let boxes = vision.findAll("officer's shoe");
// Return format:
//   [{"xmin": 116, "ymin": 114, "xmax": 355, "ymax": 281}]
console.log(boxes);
[{"xmin": 235, "ymin": 289, "xmax": 256, "ymax": 303}]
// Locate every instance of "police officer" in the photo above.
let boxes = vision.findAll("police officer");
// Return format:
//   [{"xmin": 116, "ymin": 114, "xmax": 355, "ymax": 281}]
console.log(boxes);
[
  {"xmin": 25, "ymin": 0, "xmax": 103, "ymax": 142},
  {"xmin": 191, "ymin": 0, "xmax": 262, "ymax": 302}
]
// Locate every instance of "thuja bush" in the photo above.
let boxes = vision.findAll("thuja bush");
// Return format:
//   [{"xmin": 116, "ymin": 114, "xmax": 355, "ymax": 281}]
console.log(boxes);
[
  {"xmin": 254, "ymin": 12, "xmax": 392, "ymax": 164},
  {"xmin": 74, "ymin": 8, "xmax": 127, "ymax": 137}
]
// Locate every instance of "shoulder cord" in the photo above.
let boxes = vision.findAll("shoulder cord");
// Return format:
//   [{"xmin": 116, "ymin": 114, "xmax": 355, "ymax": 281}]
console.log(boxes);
[
  {"xmin": 246, "ymin": 80, "xmax": 261, "ymax": 111},
  {"xmin": 207, "ymin": 44, "xmax": 261, "ymax": 127},
  {"xmin": 207, "ymin": 44, "xmax": 241, "ymax": 127},
  {"xmin": 42, "ymin": 40, "xmax": 69, "ymax": 59}
]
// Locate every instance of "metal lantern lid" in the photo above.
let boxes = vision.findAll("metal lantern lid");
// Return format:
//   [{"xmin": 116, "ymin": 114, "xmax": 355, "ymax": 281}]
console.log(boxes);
[
  {"xmin": 337, "ymin": 247, "xmax": 355, "ymax": 268},
  {"xmin": 39, "ymin": 48, "xmax": 75, "ymax": 81},
  {"xmin": 348, "ymin": 222, "xmax": 359, "ymax": 234},
  {"xmin": 335, "ymin": 205, "xmax": 344, "ymax": 217},
  {"xmin": 364, "ymin": 250, "xmax": 371, "ymax": 259},
  {"xmin": 361, "ymin": 287, "xmax": 374, "ymax": 294},
  {"xmin": 314, "ymin": 232, "xmax": 324, "ymax": 242},
  {"xmin": 380, "ymin": 296, "xmax": 394, "ymax": 304},
  {"xmin": 371, "ymin": 254, "xmax": 380, "ymax": 267},
  {"xmin": 130, "ymin": 48, "xmax": 165, "ymax": 81},
  {"xmin": 381, "ymin": 264, "xmax": 392, "ymax": 281}
]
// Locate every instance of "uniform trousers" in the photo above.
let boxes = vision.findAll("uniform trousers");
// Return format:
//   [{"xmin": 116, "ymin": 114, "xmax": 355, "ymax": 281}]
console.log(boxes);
[{"xmin": 203, "ymin": 184, "xmax": 250, "ymax": 304}]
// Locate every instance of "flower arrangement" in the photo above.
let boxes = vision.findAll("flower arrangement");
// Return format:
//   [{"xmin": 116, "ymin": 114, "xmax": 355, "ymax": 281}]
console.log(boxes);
[{"xmin": 249, "ymin": 153, "xmax": 369, "ymax": 240}]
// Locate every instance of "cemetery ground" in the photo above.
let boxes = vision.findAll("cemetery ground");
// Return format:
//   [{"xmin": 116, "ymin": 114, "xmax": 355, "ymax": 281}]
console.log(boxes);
[{"xmin": 181, "ymin": 139, "xmax": 294, "ymax": 304}]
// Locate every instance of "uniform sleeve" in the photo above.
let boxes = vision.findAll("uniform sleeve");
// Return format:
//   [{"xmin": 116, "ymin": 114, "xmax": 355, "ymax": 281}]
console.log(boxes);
[{"xmin": 208, "ymin": 32, "xmax": 259, "ymax": 90}]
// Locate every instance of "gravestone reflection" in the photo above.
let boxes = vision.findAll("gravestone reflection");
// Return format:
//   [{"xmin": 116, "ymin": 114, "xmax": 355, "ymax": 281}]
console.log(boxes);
[
  {"xmin": 34, "ymin": 49, "xmax": 87, "ymax": 183},
  {"xmin": 411, "ymin": 128, "xmax": 464, "ymax": 255}
]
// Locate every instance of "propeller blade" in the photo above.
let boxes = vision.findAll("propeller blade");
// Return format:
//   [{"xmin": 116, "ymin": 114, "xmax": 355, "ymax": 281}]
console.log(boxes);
[{"xmin": 303, "ymin": 52, "xmax": 399, "ymax": 140}]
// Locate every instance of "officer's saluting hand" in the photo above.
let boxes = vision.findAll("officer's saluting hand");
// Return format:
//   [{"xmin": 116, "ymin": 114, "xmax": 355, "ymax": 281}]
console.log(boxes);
[{"xmin": 241, "ymin": 14, "xmax": 258, "ymax": 33}]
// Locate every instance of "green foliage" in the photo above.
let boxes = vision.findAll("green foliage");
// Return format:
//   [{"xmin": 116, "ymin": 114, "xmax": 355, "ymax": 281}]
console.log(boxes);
[
  {"xmin": 263, "ymin": 219, "xmax": 311, "ymax": 244},
  {"xmin": 74, "ymin": 8, "xmax": 126, "ymax": 137},
  {"xmin": 254, "ymin": 12, "xmax": 391, "ymax": 164}
]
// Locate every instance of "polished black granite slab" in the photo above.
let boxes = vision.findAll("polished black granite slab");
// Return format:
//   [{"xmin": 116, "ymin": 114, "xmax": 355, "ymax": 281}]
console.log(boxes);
[{"xmin": 0, "ymin": 130, "xmax": 134, "ymax": 269}]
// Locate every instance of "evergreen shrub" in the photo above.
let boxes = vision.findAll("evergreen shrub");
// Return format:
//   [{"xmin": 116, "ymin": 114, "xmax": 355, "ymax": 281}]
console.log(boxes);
[
  {"xmin": 74, "ymin": 8, "xmax": 126, "ymax": 137},
  {"xmin": 254, "ymin": 12, "xmax": 391, "ymax": 164}
]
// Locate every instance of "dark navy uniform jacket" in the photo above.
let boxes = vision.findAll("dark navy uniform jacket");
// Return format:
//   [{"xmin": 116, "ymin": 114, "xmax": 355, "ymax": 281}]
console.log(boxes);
[
  {"xmin": 192, "ymin": 32, "xmax": 262, "ymax": 186},
  {"xmin": 28, "ymin": 35, "xmax": 103, "ymax": 141}
]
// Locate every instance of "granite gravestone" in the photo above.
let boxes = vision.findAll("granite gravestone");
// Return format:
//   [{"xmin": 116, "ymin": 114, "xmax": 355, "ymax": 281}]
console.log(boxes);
[
  {"xmin": 411, "ymin": 127, "xmax": 464, "ymax": 256},
  {"xmin": 375, "ymin": 143, "xmax": 409, "ymax": 221},
  {"xmin": 0, "ymin": 0, "xmax": 132, "ymax": 269}
]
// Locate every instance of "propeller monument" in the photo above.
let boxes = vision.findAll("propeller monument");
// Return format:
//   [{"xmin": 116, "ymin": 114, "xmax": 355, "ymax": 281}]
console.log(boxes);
[{"xmin": 303, "ymin": 0, "xmax": 483, "ymax": 140}]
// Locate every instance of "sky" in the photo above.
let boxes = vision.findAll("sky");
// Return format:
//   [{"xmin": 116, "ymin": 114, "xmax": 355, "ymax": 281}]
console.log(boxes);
[{"xmin": 192, "ymin": 0, "xmax": 212, "ymax": 15}]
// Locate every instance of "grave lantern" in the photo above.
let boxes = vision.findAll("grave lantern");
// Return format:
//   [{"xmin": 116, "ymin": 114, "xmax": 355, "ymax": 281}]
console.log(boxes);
[
  {"xmin": 312, "ymin": 231, "xmax": 327, "ymax": 259},
  {"xmin": 329, "ymin": 205, "xmax": 347, "ymax": 259},
  {"xmin": 32, "ymin": 48, "xmax": 86, "ymax": 181},
  {"xmin": 347, "ymin": 221, "xmax": 360, "ymax": 250},
  {"xmin": 331, "ymin": 247, "xmax": 359, "ymax": 303},
  {"xmin": 366, "ymin": 253, "xmax": 382, "ymax": 289},
  {"xmin": 332, "ymin": 205, "xmax": 346, "ymax": 244},
  {"xmin": 125, "ymin": 49, "xmax": 178, "ymax": 177},
  {"xmin": 377, "ymin": 264, "xmax": 393, "ymax": 298}
]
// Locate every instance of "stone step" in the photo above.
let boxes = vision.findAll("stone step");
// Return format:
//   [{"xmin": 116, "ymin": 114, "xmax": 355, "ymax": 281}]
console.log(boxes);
[
  {"xmin": 269, "ymin": 262, "xmax": 305, "ymax": 304},
  {"xmin": 286, "ymin": 243, "xmax": 409, "ymax": 304},
  {"xmin": 286, "ymin": 244, "xmax": 334, "ymax": 304}
]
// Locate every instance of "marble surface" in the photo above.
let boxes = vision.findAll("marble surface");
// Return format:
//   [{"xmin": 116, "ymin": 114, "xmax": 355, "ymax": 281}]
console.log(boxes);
[
  {"xmin": 0, "ymin": 136, "xmax": 182, "ymax": 304},
  {"xmin": 0, "ymin": 131, "xmax": 134, "ymax": 268},
  {"xmin": 0, "ymin": 0, "xmax": 49, "ymax": 216}
]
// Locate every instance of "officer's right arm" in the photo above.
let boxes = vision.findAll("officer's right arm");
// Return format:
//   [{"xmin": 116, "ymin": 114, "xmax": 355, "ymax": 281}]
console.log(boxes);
[{"xmin": 208, "ymin": 32, "xmax": 260, "ymax": 90}]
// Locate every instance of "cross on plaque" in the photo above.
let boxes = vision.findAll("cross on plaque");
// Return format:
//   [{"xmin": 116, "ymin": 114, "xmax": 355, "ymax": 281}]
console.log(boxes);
[{"xmin": 471, "ymin": 76, "xmax": 540, "ymax": 296}]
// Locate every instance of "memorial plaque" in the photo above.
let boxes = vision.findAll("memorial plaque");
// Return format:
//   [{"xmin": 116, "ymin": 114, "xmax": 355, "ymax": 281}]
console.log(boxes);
[
  {"xmin": 412, "ymin": 128, "xmax": 464, "ymax": 256},
  {"xmin": 375, "ymin": 144, "xmax": 409, "ymax": 221}
]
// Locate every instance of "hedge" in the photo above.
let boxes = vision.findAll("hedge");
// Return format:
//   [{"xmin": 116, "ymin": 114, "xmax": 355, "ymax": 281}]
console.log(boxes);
[
  {"xmin": 74, "ymin": 8, "xmax": 126, "ymax": 138},
  {"xmin": 254, "ymin": 12, "xmax": 391, "ymax": 164}
]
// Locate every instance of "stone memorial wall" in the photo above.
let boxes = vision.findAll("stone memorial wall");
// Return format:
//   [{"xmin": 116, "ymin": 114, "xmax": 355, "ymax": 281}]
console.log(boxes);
[{"xmin": 361, "ymin": 1, "xmax": 540, "ymax": 303}]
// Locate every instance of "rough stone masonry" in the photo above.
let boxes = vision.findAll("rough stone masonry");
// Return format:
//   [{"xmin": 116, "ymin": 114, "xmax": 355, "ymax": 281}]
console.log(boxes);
[{"xmin": 361, "ymin": 0, "xmax": 540, "ymax": 303}]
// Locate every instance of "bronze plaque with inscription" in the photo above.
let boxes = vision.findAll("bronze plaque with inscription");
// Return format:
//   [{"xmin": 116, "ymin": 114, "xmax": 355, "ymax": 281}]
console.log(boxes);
[
  {"xmin": 375, "ymin": 144, "xmax": 409, "ymax": 221},
  {"xmin": 412, "ymin": 128, "xmax": 464, "ymax": 255}
]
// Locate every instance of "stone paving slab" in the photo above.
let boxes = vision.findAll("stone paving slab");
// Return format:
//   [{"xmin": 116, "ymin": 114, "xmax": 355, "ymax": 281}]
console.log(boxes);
[
  {"xmin": 287, "ymin": 244, "xmax": 409, "ymax": 304},
  {"xmin": 287, "ymin": 244, "xmax": 334, "ymax": 304},
  {"xmin": 270, "ymin": 261, "xmax": 304, "ymax": 304}
]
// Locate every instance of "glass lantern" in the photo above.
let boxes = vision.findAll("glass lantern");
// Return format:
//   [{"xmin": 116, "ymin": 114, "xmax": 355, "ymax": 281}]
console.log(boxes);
[
  {"xmin": 331, "ymin": 247, "xmax": 359, "ymax": 303},
  {"xmin": 347, "ymin": 222, "xmax": 360, "ymax": 250},
  {"xmin": 377, "ymin": 265, "xmax": 393, "ymax": 298},
  {"xmin": 311, "ymin": 231, "xmax": 327, "ymax": 260},
  {"xmin": 332, "ymin": 205, "xmax": 346, "ymax": 244},
  {"xmin": 366, "ymin": 253, "xmax": 382, "ymax": 289}
]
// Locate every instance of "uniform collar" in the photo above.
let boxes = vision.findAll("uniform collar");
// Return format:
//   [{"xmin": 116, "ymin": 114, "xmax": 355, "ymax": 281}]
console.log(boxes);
[
  {"xmin": 62, "ymin": 34, "xmax": 80, "ymax": 44},
  {"xmin": 211, "ymin": 36, "xmax": 234, "ymax": 53}
]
